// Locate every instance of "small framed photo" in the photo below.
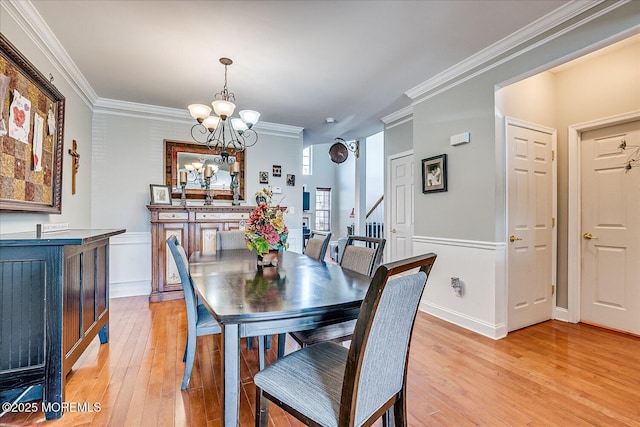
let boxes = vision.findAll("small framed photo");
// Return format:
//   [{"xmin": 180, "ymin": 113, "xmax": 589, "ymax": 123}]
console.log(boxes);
[
  {"xmin": 286, "ymin": 174, "xmax": 295, "ymax": 186},
  {"xmin": 272, "ymin": 165, "xmax": 282, "ymax": 177},
  {"xmin": 150, "ymin": 184, "xmax": 172, "ymax": 204},
  {"xmin": 259, "ymin": 171, "xmax": 269, "ymax": 184},
  {"xmin": 422, "ymin": 154, "xmax": 447, "ymax": 193}
]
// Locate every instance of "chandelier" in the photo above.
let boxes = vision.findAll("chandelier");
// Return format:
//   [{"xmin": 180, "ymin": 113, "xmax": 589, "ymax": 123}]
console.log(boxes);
[{"xmin": 188, "ymin": 57, "xmax": 260, "ymax": 164}]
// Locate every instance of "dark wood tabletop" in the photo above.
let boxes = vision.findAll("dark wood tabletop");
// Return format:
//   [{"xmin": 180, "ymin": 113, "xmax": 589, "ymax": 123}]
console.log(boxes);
[
  {"xmin": 189, "ymin": 249, "xmax": 372, "ymax": 325},
  {"xmin": 188, "ymin": 248, "xmax": 372, "ymax": 427}
]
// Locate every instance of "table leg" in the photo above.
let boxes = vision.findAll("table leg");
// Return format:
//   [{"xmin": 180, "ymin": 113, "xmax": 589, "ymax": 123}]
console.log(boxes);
[{"xmin": 222, "ymin": 324, "xmax": 240, "ymax": 427}]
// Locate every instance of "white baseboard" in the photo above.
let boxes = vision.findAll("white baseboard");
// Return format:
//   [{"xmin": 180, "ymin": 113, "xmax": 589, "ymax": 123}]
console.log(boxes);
[
  {"xmin": 420, "ymin": 301, "xmax": 507, "ymax": 339},
  {"xmin": 110, "ymin": 280, "xmax": 150, "ymax": 298},
  {"xmin": 554, "ymin": 306, "xmax": 570, "ymax": 322}
]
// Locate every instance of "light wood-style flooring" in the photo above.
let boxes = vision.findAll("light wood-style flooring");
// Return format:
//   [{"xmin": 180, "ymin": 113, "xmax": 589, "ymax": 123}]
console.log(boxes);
[{"xmin": 2, "ymin": 295, "xmax": 639, "ymax": 426}]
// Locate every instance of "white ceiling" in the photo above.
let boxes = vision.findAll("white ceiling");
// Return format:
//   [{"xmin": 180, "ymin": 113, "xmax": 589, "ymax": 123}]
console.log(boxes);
[{"xmin": 29, "ymin": 0, "xmax": 571, "ymax": 145}]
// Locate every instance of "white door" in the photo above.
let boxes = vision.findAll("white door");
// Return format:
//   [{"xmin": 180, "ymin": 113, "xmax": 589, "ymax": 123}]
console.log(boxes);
[
  {"xmin": 507, "ymin": 120, "xmax": 555, "ymax": 332},
  {"xmin": 388, "ymin": 153, "xmax": 414, "ymax": 261},
  {"xmin": 580, "ymin": 120, "xmax": 640, "ymax": 334}
]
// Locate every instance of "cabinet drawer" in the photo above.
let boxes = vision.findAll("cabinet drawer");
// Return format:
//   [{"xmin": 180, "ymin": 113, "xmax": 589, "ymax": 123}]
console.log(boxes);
[
  {"xmin": 158, "ymin": 212, "xmax": 189, "ymax": 220},
  {"xmin": 196, "ymin": 212, "xmax": 249, "ymax": 220}
]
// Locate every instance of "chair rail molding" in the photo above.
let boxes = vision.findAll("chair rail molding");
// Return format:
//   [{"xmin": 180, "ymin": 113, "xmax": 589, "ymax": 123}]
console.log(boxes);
[{"xmin": 413, "ymin": 235, "xmax": 507, "ymax": 339}]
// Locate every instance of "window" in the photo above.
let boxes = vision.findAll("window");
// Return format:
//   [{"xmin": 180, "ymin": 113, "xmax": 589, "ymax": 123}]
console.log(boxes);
[
  {"xmin": 315, "ymin": 187, "xmax": 331, "ymax": 231},
  {"xmin": 303, "ymin": 146, "xmax": 312, "ymax": 175}
]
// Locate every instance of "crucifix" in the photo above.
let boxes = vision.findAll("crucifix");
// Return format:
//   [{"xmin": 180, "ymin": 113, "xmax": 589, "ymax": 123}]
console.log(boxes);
[{"xmin": 68, "ymin": 139, "xmax": 80, "ymax": 195}]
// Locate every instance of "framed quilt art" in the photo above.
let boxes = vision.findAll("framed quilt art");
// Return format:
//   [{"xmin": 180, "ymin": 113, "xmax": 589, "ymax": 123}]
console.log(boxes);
[{"xmin": 0, "ymin": 33, "xmax": 65, "ymax": 213}]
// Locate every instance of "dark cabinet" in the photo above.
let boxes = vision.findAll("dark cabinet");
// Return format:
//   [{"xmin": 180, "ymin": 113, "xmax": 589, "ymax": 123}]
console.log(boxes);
[{"xmin": 0, "ymin": 229, "xmax": 124, "ymax": 420}]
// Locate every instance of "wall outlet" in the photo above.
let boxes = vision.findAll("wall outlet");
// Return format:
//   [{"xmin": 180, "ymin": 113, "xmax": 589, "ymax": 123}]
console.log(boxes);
[{"xmin": 451, "ymin": 277, "xmax": 463, "ymax": 297}]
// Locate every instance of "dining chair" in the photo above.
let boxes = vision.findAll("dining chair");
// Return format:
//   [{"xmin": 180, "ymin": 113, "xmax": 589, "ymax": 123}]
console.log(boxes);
[
  {"xmin": 166, "ymin": 236, "xmax": 222, "ymax": 390},
  {"xmin": 303, "ymin": 230, "xmax": 332, "ymax": 261},
  {"xmin": 289, "ymin": 235, "xmax": 386, "ymax": 348},
  {"xmin": 254, "ymin": 252, "xmax": 437, "ymax": 427},
  {"xmin": 216, "ymin": 229, "xmax": 274, "ymax": 355},
  {"xmin": 216, "ymin": 229, "xmax": 247, "ymax": 250}
]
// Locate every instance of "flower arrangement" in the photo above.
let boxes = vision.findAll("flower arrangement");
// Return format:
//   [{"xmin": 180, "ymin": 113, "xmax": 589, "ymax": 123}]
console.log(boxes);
[{"xmin": 245, "ymin": 187, "xmax": 289, "ymax": 256}]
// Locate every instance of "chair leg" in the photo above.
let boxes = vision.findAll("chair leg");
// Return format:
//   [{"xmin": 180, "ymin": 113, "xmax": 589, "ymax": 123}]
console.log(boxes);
[
  {"xmin": 383, "ymin": 408, "xmax": 393, "ymax": 427},
  {"xmin": 182, "ymin": 334, "xmax": 197, "ymax": 390},
  {"xmin": 393, "ymin": 388, "xmax": 407, "ymax": 426},
  {"xmin": 277, "ymin": 333, "xmax": 286, "ymax": 359},
  {"xmin": 258, "ymin": 336, "xmax": 266, "ymax": 370},
  {"xmin": 182, "ymin": 337, "xmax": 188, "ymax": 362},
  {"xmin": 255, "ymin": 385, "xmax": 269, "ymax": 427},
  {"xmin": 265, "ymin": 334, "xmax": 271, "ymax": 350},
  {"xmin": 247, "ymin": 336, "xmax": 254, "ymax": 349}
]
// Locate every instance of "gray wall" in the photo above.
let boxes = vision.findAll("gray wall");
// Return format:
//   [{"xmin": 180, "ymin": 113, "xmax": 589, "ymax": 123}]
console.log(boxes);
[
  {"xmin": 0, "ymin": 12, "xmax": 94, "ymax": 233},
  {"xmin": 412, "ymin": 1, "xmax": 639, "ymax": 244},
  {"xmin": 384, "ymin": 118, "xmax": 413, "ymax": 159},
  {"xmin": 91, "ymin": 111, "xmax": 303, "ymax": 233}
]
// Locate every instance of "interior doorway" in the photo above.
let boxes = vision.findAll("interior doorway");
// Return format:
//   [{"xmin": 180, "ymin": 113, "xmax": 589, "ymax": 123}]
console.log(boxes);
[{"xmin": 568, "ymin": 112, "xmax": 640, "ymax": 335}]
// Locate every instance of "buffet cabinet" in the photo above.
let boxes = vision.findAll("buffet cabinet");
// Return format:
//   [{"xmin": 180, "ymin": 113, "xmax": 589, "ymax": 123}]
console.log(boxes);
[
  {"xmin": 0, "ymin": 229, "xmax": 124, "ymax": 419},
  {"xmin": 148, "ymin": 205, "xmax": 254, "ymax": 302}
]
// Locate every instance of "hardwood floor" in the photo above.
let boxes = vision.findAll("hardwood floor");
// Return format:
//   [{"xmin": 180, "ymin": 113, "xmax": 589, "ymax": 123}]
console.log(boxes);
[{"xmin": 2, "ymin": 295, "xmax": 639, "ymax": 426}]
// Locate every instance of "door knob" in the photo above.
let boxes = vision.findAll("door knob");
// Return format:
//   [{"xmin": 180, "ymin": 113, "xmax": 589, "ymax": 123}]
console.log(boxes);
[
  {"xmin": 583, "ymin": 232, "xmax": 598, "ymax": 240},
  {"xmin": 391, "ymin": 228, "xmax": 397, "ymax": 233},
  {"xmin": 509, "ymin": 235, "xmax": 523, "ymax": 242}
]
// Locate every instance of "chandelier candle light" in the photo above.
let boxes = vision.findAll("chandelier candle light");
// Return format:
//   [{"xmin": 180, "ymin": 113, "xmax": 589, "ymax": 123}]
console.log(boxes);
[{"xmin": 188, "ymin": 58, "xmax": 260, "ymax": 164}]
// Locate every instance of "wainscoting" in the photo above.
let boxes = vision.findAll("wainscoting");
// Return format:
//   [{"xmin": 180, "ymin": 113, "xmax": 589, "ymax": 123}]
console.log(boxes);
[
  {"xmin": 413, "ymin": 235, "xmax": 507, "ymax": 339},
  {"xmin": 109, "ymin": 232, "xmax": 151, "ymax": 298}
]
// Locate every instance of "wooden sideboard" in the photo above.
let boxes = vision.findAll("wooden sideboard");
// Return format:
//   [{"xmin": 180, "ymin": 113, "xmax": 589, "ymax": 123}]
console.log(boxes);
[
  {"xmin": 0, "ymin": 229, "xmax": 124, "ymax": 419},
  {"xmin": 148, "ymin": 205, "xmax": 255, "ymax": 302}
]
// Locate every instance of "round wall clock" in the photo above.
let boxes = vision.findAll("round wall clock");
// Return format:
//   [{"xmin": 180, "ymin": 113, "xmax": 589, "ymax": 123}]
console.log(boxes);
[{"xmin": 329, "ymin": 142, "xmax": 349, "ymax": 164}]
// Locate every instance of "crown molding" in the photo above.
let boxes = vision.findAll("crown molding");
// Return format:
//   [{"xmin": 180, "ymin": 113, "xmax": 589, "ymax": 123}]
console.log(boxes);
[
  {"xmin": 3, "ymin": 0, "xmax": 98, "ymax": 108},
  {"xmin": 381, "ymin": 105, "xmax": 413, "ymax": 125},
  {"xmin": 405, "ymin": 0, "xmax": 618, "ymax": 101},
  {"xmin": 94, "ymin": 98, "xmax": 304, "ymax": 137}
]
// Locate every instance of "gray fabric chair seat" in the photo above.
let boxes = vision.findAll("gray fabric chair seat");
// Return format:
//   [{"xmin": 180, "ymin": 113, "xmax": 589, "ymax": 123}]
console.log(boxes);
[
  {"xmin": 196, "ymin": 304, "xmax": 221, "ymax": 335},
  {"xmin": 291, "ymin": 319, "xmax": 356, "ymax": 346},
  {"xmin": 254, "ymin": 342, "xmax": 348, "ymax": 427}
]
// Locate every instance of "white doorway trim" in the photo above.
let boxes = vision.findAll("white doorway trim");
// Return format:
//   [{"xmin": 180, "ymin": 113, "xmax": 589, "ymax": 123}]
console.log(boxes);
[
  {"xmin": 567, "ymin": 110, "xmax": 640, "ymax": 324},
  {"xmin": 386, "ymin": 149, "xmax": 414, "ymax": 261}
]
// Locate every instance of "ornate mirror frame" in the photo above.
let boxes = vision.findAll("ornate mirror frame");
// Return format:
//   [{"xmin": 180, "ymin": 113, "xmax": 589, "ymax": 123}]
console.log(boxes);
[{"xmin": 164, "ymin": 139, "xmax": 245, "ymax": 201}]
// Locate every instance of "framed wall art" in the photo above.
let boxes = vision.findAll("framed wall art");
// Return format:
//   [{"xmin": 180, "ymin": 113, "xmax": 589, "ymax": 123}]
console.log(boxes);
[
  {"xmin": 259, "ymin": 171, "xmax": 269, "ymax": 184},
  {"xmin": 272, "ymin": 165, "xmax": 281, "ymax": 177},
  {"xmin": 0, "ymin": 33, "xmax": 65, "ymax": 213},
  {"xmin": 422, "ymin": 154, "xmax": 447, "ymax": 193},
  {"xmin": 149, "ymin": 184, "xmax": 171, "ymax": 205}
]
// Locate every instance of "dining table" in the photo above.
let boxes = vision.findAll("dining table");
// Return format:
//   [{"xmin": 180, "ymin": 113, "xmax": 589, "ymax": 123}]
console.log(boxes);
[{"xmin": 188, "ymin": 248, "xmax": 372, "ymax": 427}]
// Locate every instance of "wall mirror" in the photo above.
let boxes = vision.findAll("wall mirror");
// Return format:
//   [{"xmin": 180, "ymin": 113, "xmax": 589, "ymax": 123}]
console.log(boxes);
[{"xmin": 164, "ymin": 139, "xmax": 245, "ymax": 201}]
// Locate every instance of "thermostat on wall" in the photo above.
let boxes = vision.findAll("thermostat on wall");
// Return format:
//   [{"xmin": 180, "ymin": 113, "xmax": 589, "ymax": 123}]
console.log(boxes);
[
  {"xmin": 450, "ymin": 132, "xmax": 470, "ymax": 146},
  {"xmin": 272, "ymin": 186, "xmax": 282, "ymax": 194}
]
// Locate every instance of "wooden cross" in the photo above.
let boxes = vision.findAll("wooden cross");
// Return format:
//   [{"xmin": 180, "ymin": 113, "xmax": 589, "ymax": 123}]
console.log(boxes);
[{"xmin": 68, "ymin": 139, "xmax": 80, "ymax": 195}]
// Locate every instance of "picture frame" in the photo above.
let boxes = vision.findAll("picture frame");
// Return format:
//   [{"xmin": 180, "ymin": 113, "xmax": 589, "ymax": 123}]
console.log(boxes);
[
  {"xmin": 0, "ymin": 33, "xmax": 66, "ymax": 213},
  {"xmin": 422, "ymin": 154, "xmax": 447, "ymax": 193},
  {"xmin": 259, "ymin": 171, "xmax": 269, "ymax": 184},
  {"xmin": 149, "ymin": 184, "xmax": 171, "ymax": 205},
  {"xmin": 272, "ymin": 165, "xmax": 282, "ymax": 177},
  {"xmin": 286, "ymin": 174, "xmax": 295, "ymax": 186}
]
